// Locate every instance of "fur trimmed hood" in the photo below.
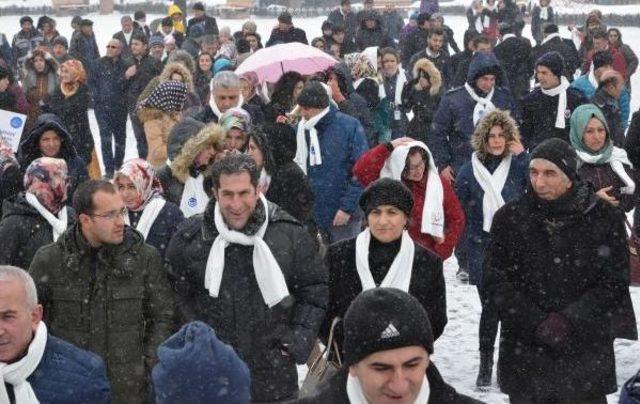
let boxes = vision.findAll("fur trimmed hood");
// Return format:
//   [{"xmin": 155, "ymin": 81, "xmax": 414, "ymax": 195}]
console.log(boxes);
[
  {"xmin": 412, "ymin": 58, "xmax": 442, "ymax": 96},
  {"xmin": 171, "ymin": 123, "xmax": 225, "ymax": 184},
  {"xmin": 159, "ymin": 62, "xmax": 194, "ymax": 93},
  {"xmin": 471, "ymin": 109, "xmax": 521, "ymax": 161}
]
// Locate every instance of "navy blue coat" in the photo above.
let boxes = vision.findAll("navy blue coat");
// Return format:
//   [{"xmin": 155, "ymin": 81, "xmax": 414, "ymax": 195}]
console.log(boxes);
[
  {"xmin": 127, "ymin": 200, "xmax": 184, "ymax": 259},
  {"xmin": 429, "ymin": 52, "xmax": 518, "ymax": 173},
  {"xmin": 297, "ymin": 107, "xmax": 368, "ymax": 232},
  {"xmin": 90, "ymin": 55, "xmax": 129, "ymax": 114},
  {"xmin": 30, "ymin": 334, "xmax": 111, "ymax": 403},
  {"xmin": 454, "ymin": 153, "xmax": 529, "ymax": 285}
]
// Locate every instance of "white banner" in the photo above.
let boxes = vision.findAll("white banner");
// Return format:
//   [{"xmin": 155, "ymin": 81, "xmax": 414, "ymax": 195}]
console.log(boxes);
[{"xmin": 0, "ymin": 109, "xmax": 26, "ymax": 153}]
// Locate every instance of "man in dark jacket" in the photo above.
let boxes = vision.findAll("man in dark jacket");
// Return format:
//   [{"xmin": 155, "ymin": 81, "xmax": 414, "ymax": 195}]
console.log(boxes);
[
  {"xmin": 592, "ymin": 69, "xmax": 626, "ymax": 147},
  {"xmin": 187, "ymin": 2, "xmax": 218, "ymax": 38},
  {"xmin": 531, "ymin": 24, "xmax": 580, "ymax": 81},
  {"xmin": 520, "ymin": 51, "xmax": 586, "ymax": 150},
  {"xmin": 29, "ymin": 180, "xmax": 175, "ymax": 404},
  {"xmin": 408, "ymin": 28, "xmax": 452, "ymax": 87},
  {"xmin": 91, "ymin": 39, "xmax": 129, "ymax": 177},
  {"xmin": 0, "ymin": 265, "xmax": 111, "ymax": 403},
  {"xmin": 483, "ymin": 138, "xmax": 637, "ymax": 403},
  {"xmin": 166, "ymin": 154, "xmax": 327, "ymax": 402},
  {"xmin": 266, "ymin": 12, "xmax": 308, "ymax": 47},
  {"xmin": 450, "ymin": 30, "xmax": 481, "ymax": 88},
  {"xmin": 125, "ymin": 32, "xmax": 163, "ymax": 159},
  {"xmin": 294, "ymin": 288, "xmax": 481, "ymax": 404},
  {"xmin": 112, "ymin": 15, "xmax": 135, "ymax": 59},
  {"xmin": 12, "ymin": 16, "xmax": 43, "ymax": 77},
  {"xmin": 356, "ymin": 10, "xmax": 393, "ymax": 51},
  {"xmin": 401, "ymin": 12, "xmax": 430, "ymax": 67},
  {"xmin": 68, "ymin": 19, "xmax": 99, "ymax": 77},
  {"xmin": 494, "ymin": 23, "xmax": 533, "ymax": 104},
  {"xmin": 382, "ymin": 3, "xmax": 405, "ymax": 41},
  {"xmin": 328, "ymin": 0, "xmax": 359, "ymax": 47}
]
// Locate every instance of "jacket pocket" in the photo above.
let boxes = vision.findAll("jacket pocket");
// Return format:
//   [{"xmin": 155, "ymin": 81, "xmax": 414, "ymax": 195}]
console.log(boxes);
[
  {"xmin": 110, "ymin": 286, "xmax": 144, "ymax": 329},
  {"xmin": 50, "ymin": 287, "xmax": 84, "ymax": 330}
]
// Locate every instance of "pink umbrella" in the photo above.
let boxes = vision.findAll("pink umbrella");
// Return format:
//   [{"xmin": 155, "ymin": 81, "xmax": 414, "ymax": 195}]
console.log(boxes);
[{"xmin": 235, "ymin": 42, "xmax": 338, "ymax": 84}]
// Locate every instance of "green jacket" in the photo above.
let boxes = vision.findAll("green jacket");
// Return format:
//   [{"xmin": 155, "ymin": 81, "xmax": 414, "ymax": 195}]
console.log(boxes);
[{"xmin": 29, "ymin": 225, "xmax": 174, "ymax": 404}]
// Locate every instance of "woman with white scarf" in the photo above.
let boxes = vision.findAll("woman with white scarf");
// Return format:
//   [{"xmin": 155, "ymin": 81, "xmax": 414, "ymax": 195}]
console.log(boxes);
[
  {"xmin": 453, "ymin": 110, "xmax": 528, "ymax": 388},
  {"xmin": 114, "ymin": 158, "xmax": 184, "ymax": 259},
  {"xmin": 0, "ymin": 157, "xmax": 73, "ymax": 270},
  {"xmin": 379, "ymin": 47, "xmax": 410, "ymax": 140},
  {"xmin": 570, "ymin": 104, "xmax": 635, "ymax": 211},
  {"xmin": 322, "ymin": 178, "xmax": 447, "ymax": 352}
]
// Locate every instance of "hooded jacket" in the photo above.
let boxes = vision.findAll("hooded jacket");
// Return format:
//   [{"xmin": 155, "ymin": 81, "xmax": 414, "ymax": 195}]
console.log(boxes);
[
  {"xmin": 355, "ymin": 12, "xmax": 393, "ymax": 51},
  {"xmin": 17, "ymin": 113, "xmax": 89, "ymax": 198},
  {"xmin": 402, "ymin": 58, "xmax": 443, "ymax": 141},
  {"xmin": 429, "ymin": 52, "xmax": 517, "ymax": 172}
]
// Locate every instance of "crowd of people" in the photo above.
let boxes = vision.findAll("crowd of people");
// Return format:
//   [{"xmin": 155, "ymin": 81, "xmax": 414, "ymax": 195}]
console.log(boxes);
[{"xmin": 0, "ymin": 0, "xmax": 638, "ymax": 402}]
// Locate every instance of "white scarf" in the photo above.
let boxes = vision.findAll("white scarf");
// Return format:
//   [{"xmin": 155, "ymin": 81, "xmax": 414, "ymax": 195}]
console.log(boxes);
[
  {"xmin": 347, "ymin": 373, "xmax": 430, "ymax": 404},
  {"xmin": 294, "ymin": 107, "xmax": 330, "ymax": 174},
  {"xmin": 208, "ymin": 85, "xmax": 244, "ymax": 121},
  {"xmin": 577, "ymin": 146, "xmax": 636, "ymax": 195},
  {"xmin": 588, "ymin": 64, "xmax": 598, "ymax": 90},
  {"xmin": 474, "ymin": 12, "xmax": 484, "ymax": 34},
  {"xmin": 500, "ymin": 33, "xmax": 516, "ymax": 44},
  {"xmin": 204, "ymin": 194, "xmax": 290, "ymax": 308},
  {"xmin": 123, "ymin": 197, "xmax": 166, "ymax": 240},
  {"xmin": 25, "ymin": 192, "xmax": 68, "ymax": 242},
  {"xmin": 380, "ymin": 141, "xmax": 444, "ymax": 238},
  {"xmin": 355, "ymin": 229, "xmax": 415, "ymax": 292},
  {"xmin": 541, "ymin": 32, "xmax": 561, "ymax": 45},
  {"xmin": 471, "ymin": 152, "xmax": 512, "ymax": 232},
  {"xmin": 0, "ymin": 322, "xmax": 48, "ymax": 404},
  {"xmin": 540, "ymin": 6, "xmax": 549, "ymax": 20},
  {"xmin": 464, "ymin": 82, "xmax": 495, "ymax": 126},
  {"xmin": 179, "ymin": 174, "xmax": 209, "ymax": 218},
  {"xmin": 258, "ymin": 168, "xmax": 272, "ymax": 194},
  {"xmin": 123, "ymin": 30, "xmax": 133, "ymax": 45},
  {"xmin": 378, "ymin": 69, "xmax": 407, "ymax": 107},
  {"xmin": 540, "ymin": 76, "xmax": 570, "ymax": 129}
]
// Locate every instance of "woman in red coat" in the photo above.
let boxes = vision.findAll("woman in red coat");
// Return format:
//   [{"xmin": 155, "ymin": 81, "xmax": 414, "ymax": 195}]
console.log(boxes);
[{"xmin": 354, "ymin": 137, "xmax": 465, "ymax": 260}]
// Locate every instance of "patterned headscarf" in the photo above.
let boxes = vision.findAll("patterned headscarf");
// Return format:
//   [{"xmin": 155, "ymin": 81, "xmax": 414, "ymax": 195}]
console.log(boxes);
[
  {"xmin": 345, "ymin": 52, "xmax": 378, "ymax": 81},
  {"xmin": 60, "ymin": 59, "xmax": 87, "ymax": 97},
  {"xmin": 138, "ymin": 80, "xmax": 188, "ymax": 113},
  {"xmin": 23, "ymin": 157, "xmax": 68, "ymax": 214},
  {"xmin": 114, "ymin": 158, "xmax": 164, "ymax": 211},
  {"xmin": 219, "ymin": 107, "xmax": 252, "ymax": 134}
]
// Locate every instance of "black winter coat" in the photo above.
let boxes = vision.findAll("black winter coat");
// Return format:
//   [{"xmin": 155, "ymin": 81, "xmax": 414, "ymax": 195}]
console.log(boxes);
[
  {"xmin": 293, "ymin": 365, "xmax": 483, "ymax": 404},
  {"xmin": 157, "ymin": 165, "xmax": 185, "ymax": 207},
  {"xmin": 127, "ymin": 200, "xmax": 184, "ymax": 259},
  {"xmin": 90, "ymin": 56, "xmax": 128, "ymax": 113},
  {"xmin": 327, "ymin": 8, "xmax": 359, "ymax": 43},
  {"xmin": 482, "ymin": 182, "xmax": 637, "ymax": 400},
  {"xmin": 450, "ymin": 50, "xmax": 473, "ymax": 88},
  {"xmin": 0, "ymin": 162, "xmax": 21, "ymax": 214},
  {"xmin": 266, "ymin": 27, "xmax": 308, "ymax": 47},
  {"xmin": 531, "ymin": 36, "xmax": 580, "ymax": 81},
  {"xmin": 592, "ymin": 88, "xmax": 625, "ymax": 147},
  {"xmin": 187, "ymin": 15, "xmax": 219, "ymax": 37},
  {"xmin": 165, "ymin": 201, "xmax": 328, "ymax": 402},
  {"xmin": 323, "ymin": 236, "xmax": 447, "ymax": 351},
  {"xmin": 578, "ymin": 162, "xmax": 635, "ymax": 212},
  {"xmin": 494, "ymin": 36, "xmax": 533, "ymax": 101},
  {"xmin": 125, "ymin": 54, "xmax": 163, "ymax": 112},
  {"xmin": 265, "ymin": 161, "xmax": 315, "ymax": 229},
  {"xmin": 48, "ymin": 84, "xmax": 94, "ymax": 164},
  {"xmin": 0, "ymin": 193, "xmax": 75, "ymax": 270},
  {"xmin": 355, "ymin": 16, "xmax": 393, "ymax": 51},
  {"xmin": 402, "ymin": 80, "xmax": 441, "ymax": 142},
  {"xmin": 401, "ymin": 27, "xmax": 428, "ymax": 66},
  {"xmin": 520, "ymin": 86, "xmax": 586, "ymax": 150}
]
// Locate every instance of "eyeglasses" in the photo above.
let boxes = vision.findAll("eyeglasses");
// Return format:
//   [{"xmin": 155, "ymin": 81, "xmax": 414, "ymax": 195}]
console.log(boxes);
[{"xmin": 89, "ymin": 207, "xmax": 127, "ymax": 220}]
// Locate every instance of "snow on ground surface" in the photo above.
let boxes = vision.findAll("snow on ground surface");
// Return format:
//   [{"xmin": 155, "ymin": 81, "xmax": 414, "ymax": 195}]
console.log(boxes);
[{"xmin": 0, "ymin": 10, "xmax": 638, "ymax": 403}]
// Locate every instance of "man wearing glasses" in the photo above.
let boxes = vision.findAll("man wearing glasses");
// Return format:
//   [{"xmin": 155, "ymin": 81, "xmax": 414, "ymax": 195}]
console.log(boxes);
[{"xmin": 29, "ymin": 179, "xmax": 174, "ymax": 404}]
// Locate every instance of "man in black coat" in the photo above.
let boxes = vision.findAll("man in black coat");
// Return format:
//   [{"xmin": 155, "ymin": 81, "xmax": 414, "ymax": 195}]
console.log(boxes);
[
  {"xmin": 187, "ymin": 1, "xmax": 218, "ymax": 39},
  {"xmin": 327, "ymin": 0, "xmax": 359, "ymax": 47},
  {"xmin": 483, "ymin": 139, "xmax": 637, "ymax": 404},
  {"xmin": 112, "ymin": 15, "xmax": 135, "ymax": 59},
  {"xmin": 450, "ymin": 30, "xmax": 480, "ymax": 88},
  {"xmin": 401, "ymin": 12, "xmax": 430, "ymax": 66},
  {"xmin": 294, "ymin": 288, "xmax": 481, "ymax": 404},
  {"xmin": 166, "ymin": 154, "xmax": 327, "ymax": 402},
  {"xmin": 125, "ymin": 32, "xmax": 163, "ymax": 159},
  {"xmin": 355, "ymin": 10, "xmax": 393, "ymax": 51},
  {"xmin": 266, "ymin": 12, "xmax": 308, "ymax": 47},
  {"xmin": 592, "ymin": 69, "xmax": 626, "ymax": 147},
  {"xmin": 68, "ymin": 19, "xmax": 99, "ymax": 78},
  {"xmin": 408, "ymin": 28, "xmax": 452, "ymax": 87},
  {"xmin": 520, "ymin": 51, "xmax": 586, "ymax": 150},
  {"xmin": 494, "ymin": 23, "xmax": 533, "ymax": 104},
  {"xmin": 531, "ymin": 23, "xmax": 580, "ymax": 82}
]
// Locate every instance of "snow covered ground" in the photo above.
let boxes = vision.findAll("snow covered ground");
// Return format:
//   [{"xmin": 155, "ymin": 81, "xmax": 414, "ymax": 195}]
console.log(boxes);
[{"xmin": 0, "ymin": 10, "xmax": 637, "ymax": 403}]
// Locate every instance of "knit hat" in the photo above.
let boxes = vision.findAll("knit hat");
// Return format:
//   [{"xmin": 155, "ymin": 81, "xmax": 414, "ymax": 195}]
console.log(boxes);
[
  {"xmin": 297, "ymin": 81, "xmax": 330, "ymax": 109},
  {"xmin": 278, "ymin": 12, "xmax": 293, "ymax": 25},
  {"xmin": 139, "ymin": 81, "xmax": 187, "ymax": 112},
  {"xmin": 52, "ymin": 36, "xmax": 68, "ymax": 49},
  {"xmin": 152, "ymin": 321, "xmax": 251, "ymax": 404},
  {"xmin": 149, "ymin": 34, "xmax": 164, "ymax": 48},
  {"xmin": 530, "ymin": 138, "xmax": 578, "ymax": 181},
  {"xmin": 359, "ymin": 178, "xmax": 414, "ymax": 218},
  {"xmin": 535, "ymin": 51, "xmax": 564, "ymax": 78},
  {"xmin": 193, "ymin": 1, "xmax": 205, "ymax": 11},
  {"xmin": 593, "ymin": 50, "xmax": 613, "ymax": 70},
  {"xmin": 344, "ymin": 288, "xmax": 434, "ymax": 366}
]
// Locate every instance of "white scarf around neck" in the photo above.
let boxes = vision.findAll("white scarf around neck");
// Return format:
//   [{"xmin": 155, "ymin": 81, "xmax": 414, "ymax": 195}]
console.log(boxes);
[
  {"xmin": 540, "ymin": 76, "xmax": 570, "ymax": 129},
  {"xmin": 294, "ymin": 107, "xmax": 330, "ymax": 174},
  {"xmin": 577, "ymin": 146, "xmax": 636, "ymax": 194},
  {"xmin": 180, "ymin": 174, "xmax": 209, "ymax": 218},
  {"xmin": 25, "ymin": 192, "xmax": 68, "ymax": 242},
  {"xmin": 380, "ymin": 141, "xmax": 444, "ymax": 238},
  {"xmin": 464, "ymin": 82, "xmax": 495, "ymax": 126},
  {"xmin": 588, "ymin": 64, "xmax": 599, "ymax": 89},
  {"xmin": 500, "ymin": 34, "xmax": 516, "ymax": 44},
  {"xmin": 540, "ymin": 6, "xmax": 549, "ymax": 20},
  {"xmin": 474, "ymin": 13, "xmax": 484, "ymax": 34},
  {"xmin": 347, "ymin": 373, "xmax": 430, "ymax": 404},
  {"xmin": 471, "ymin": 152, "xmax": 512, "ymax": 232},
  {"xmin": 0, "ymin": 321, "xmax": 48, "ymax": 404},
  {"xmin": 258, "ymin": 168, "xmax": 272, "ymax": 194},
  {"xmin": 541, "ymin": 32, "xmax": 560, "ymax": 45},
  {"xmin": 208, "ymin": 89, "xmax": 244, "ymax": 120},
  {"xmin": 355, "ymin": 229, "xmax": 415, "ymax": 292},
  {"xmin": 123, "ymin": 197, "xmax": 166, "ymax": 240},
  {"xmin": 378, "ymin": 69, "xmax": 407, "ymax": 107},
  {"xmin": 205, "ymin": 194, "xmax": 289, "ymax": 307}
]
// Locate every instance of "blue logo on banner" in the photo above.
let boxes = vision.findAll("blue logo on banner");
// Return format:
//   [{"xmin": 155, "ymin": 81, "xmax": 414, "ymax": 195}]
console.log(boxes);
[
  {"xmin": 188, "ymin": 197, "xmax": 198, "ymax": 207},
  {"xmin": 10, "ymin": 117, "xmax": 22, "ymax": 129}
]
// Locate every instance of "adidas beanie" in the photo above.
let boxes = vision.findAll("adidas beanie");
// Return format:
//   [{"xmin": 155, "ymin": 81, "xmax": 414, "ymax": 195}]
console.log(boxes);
[{"xmin": 343, "ymin": 288, "xmax": 434, "ymax": 365}]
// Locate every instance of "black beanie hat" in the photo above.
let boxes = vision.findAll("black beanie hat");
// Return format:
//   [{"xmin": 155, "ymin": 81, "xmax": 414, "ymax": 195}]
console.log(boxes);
[
  {"xmin": 535, "ymin": 51, "xmax": 565, "ymax": 78},
  {"xmin": 359, "ymin": 178, "xmax": 414, "ymax": 218},
  {"xmin": 593, "ymin": 50, "xmax": 613, "ymax": 70},
  {"xmin": 344, "ymin": 288, "xmax": 434, "ymax": 365},
  {"xmin": 297, "ymin": 82, "xmax": 329, "ymax": 109},
  {"xmin": 530, "ymin": 138, "xmax": 578, "ymax": 181}
]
